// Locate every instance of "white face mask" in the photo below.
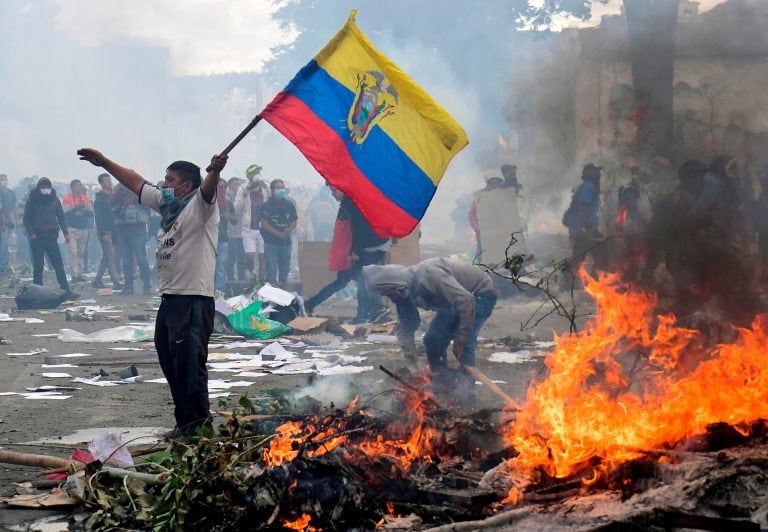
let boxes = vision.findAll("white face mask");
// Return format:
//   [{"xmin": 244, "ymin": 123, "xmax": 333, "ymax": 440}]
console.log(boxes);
[{"xmin": 40, "ymin": 188, "xmax": 52, "ymax": 195}]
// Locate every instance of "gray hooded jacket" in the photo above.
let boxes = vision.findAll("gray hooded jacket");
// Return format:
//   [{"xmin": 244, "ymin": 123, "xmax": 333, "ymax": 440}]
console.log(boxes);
[{"xmin": 363, "ymin": 258, "xmax": 494, "ymax": 348}]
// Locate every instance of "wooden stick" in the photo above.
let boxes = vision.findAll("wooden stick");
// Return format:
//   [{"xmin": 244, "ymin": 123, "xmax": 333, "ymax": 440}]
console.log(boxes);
[
  {"xmin": 206, "ymin": 114, "xmax": 263, "ymax": 171},
  {"xmin": 0, "ymin": 450, "xmax": 69, "ymax": 470},
  {"xmin": 463, "ymin": 365, "xmax": 521, "ymax": 411},
  {"xmin": 421, "ymin": 506, "xmax": 535, "ymax": 531}
]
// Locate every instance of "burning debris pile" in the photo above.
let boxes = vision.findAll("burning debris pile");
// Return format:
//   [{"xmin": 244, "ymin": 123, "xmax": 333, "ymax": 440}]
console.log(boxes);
[
  {"xmin": 479, "ymin": 269, "xmax": 768, "ymax": 528},
  {"xmin": 6, "ymin": 269, "xmax": 768, "ymax": 529},
  {"xmin": 48, "ymin": 374, "xmax": 504, "ymax": 530}
]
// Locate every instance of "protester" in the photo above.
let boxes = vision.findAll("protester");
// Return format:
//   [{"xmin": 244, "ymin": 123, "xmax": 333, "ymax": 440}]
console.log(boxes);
[
  {"xmin": 562, "ymin": 163, "xmax": 603, "ymax": 273},
  {"xmin": 111, "ymin": 183, "xmax": 152, "ymax": 295},
  {"xmin": 234, "ymin": 164, "xmax": 267, "ymax": 282},
  {"xmin": 362, "ymin": 257, "xmax": 497, "ymax": 370},
  {"xmin": 92, "ymin": 173, "xmax": 122, "ymax": 289},
  {"xmin": 78, "ymin": 147, "xmax": 227, "ymax": 438},
  {"xmin": 22, "ymin": 177, "xmax": 76, "ymax": 296},
  {"xmin": 62, "ymin": 179, "xmax": 94, "ymax": 282},
  {"xmin": 260, "ymin": 179, "xmax": 297, "ymax": 288},
  {"xmin": 226, "ymin": 177, "xmax": 246, "ymax": 282},
  {"xmin": 304, "ymin": 186, "xmax": 354, "ymax": 315},
  {"xmin": 501, "ymin": 164, "xmax": 523, "ymax": 194},
  {"xmin": 348, "ymin": 195, "xmax": 389, "ymax": 324},
  {"xmin": 468, "ymin": 172, "xmax": 504, "ymax": 258},
  {"xmin": 0, "ymin": 174, "xmax": 17, "ymax": 276}
]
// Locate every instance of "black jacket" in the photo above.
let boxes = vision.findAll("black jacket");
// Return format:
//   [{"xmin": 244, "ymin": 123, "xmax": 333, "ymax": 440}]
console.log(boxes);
[
  {"xmin": 23, "ymin": 188, "xmax": 68, "ymax": 239},
  {"xmin": 94, "ymin": 190, "xmax": 114, "ymax": 236}
]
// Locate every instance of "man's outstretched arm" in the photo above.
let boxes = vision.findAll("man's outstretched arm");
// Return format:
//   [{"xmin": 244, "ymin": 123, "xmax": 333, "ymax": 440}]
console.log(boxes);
[{"xmin": 77, "ymin": 148, "xmax": 145, "ymax": 196}]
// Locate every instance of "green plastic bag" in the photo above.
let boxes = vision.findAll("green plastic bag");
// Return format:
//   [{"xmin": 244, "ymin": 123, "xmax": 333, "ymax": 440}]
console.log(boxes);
[{"xmin": 227, "ymin": 300, "xmax": 291, "ymax": 339}]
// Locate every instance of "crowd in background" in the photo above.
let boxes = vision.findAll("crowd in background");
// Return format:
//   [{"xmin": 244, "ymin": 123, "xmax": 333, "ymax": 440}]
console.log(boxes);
[{"xmin": 0, "ymin": 167, "xmax": 340, "ymax": 297}]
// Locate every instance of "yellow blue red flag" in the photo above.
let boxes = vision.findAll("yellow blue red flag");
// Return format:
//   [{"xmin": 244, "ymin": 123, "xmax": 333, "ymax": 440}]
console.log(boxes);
[{"xmin": 260, "ymin": 11, "xmax": 469, "ymax": 238}]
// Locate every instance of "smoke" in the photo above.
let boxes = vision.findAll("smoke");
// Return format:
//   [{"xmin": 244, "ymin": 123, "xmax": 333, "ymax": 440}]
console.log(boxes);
[{"xmin": 292, "ymin": 375, "xmax": 359, "ymax": 409}]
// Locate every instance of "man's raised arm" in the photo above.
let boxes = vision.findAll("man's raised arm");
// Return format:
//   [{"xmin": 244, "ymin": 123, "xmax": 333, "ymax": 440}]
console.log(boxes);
[
  {"xmin": 77, "ymin": 148, "xmax": 145, "ymax": 196},
  {"xmin": 200, "ymin": 154, "xmax": 228, "ymax": 203}
]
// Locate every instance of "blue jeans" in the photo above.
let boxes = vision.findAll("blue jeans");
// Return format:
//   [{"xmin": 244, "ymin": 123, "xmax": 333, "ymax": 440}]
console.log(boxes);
[
  {"xmin": 306, "ymin": 268, "xmax": 355, "ymax": 310},
  {"xmin": 264, "ymin": 242, "xmax": 291, "ymax": 286},
  {"xmin": 423, "ymin": 290, "xmax": 497, "ymax": 367},
  {"xmin": 214, "ymin": 241, "xmax": 228, "ymax": 292}
]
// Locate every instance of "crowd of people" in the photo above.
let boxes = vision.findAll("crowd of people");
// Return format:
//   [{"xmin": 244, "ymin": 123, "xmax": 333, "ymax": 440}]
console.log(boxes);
[
  {"xmin": 0, "ymin": 164, "xmax": 348, "ymax": 298},
  {"xmin": 562, "ymin": 155, "xmax": 768, "ymax": 324}
]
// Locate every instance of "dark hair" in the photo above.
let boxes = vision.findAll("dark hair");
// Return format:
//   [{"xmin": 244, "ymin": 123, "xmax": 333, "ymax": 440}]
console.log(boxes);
[
  {"xmin": 70, "ymin": 179, "xmax": 82, "ymax": 187},
  {"xmin": 97, "ymin": 173, "xmax": 110, "ymax": 185},
  {"xmin": 270, "ymin": 179, "xmax": 284, "ymax": 191},
  {"xmin": 167, "ymin": 160, "xmax": 202, "ymax": 189}
]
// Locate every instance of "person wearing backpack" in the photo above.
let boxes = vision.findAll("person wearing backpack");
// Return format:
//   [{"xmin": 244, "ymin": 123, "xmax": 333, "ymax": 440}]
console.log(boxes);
[{"xmin": 562, "ymin": 164, "xmax": 603, "ymax": 273}]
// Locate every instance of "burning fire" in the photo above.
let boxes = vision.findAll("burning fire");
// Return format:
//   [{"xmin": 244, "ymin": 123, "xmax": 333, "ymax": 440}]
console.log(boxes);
[
  {"xmin": 505, "ymin": 269, "xmax": 768, "ymax": 480},
  {"xmin": 281, "ymin": 512, "xmax": 315, "ymax": 531},
  {"xmin": 263, "ymin": 388, "xmax": 437, "ymax": 470}
]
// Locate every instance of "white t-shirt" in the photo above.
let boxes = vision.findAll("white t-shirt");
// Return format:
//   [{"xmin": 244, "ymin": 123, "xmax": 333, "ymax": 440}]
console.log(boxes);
[{"xmin": 140, "ymin": 183, "xmax": 219, "ymax": 297}]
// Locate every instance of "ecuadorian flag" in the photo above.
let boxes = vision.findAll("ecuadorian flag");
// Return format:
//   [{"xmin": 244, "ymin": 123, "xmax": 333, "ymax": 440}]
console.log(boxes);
[{"xmin": 260, "ymin": 11, "xmax": 469, "ymax": 238}]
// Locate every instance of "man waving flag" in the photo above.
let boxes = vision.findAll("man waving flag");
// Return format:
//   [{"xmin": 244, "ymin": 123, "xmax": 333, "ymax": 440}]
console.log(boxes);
[{"xmin": 260, "ymin": 11, "xmax": 468, "ymax": 238}]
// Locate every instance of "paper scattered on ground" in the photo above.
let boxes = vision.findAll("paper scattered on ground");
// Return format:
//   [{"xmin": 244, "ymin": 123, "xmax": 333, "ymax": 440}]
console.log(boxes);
[
  {"xmin": 6, "ymin": 349, "xmax": 48, "ymax": 357},
  {"xmin": 109, "ymin": 347, "xmax": 145, "ymax": 351},
  {"xmin": 41, "ymin": 364, "xmax": 78, "ymax": 368},
  {"xmin": 208, "ymin": 379, "xmax": 257, "ymax": 390},
  {"xmin": 32, "ymin": 333, "xmax": 59, "ymax": 337},
  {"xmin": 22, "ymin": 392, "xmax": 72, "ymax": 400},
  {"xmin": 72, "ymin": 377, "xmax": 120, "ymax": 387},
  {"xmin": 58, "ymin": 325, "xmax": 154, "ymax": 343},
  {"xmin": 41, "ymin": 372, "xmax": 73, "ymax": 378},
  {"xmin": 533, "ymin": 340, "xmax": 556, "ymax": 349},
  {"xmin": 366, "ymin": 334, "xmax": 398, "ymax": 344},
  {"xmin": 233, "ymin": 371, "xmax": 268, "ymax": 378},
  {"xmin": 317, "ymin": 365, "xmax": 373, "ymax": 376},
  {"xmin": 25, "ymin": 318, "xmax": 45, "ymax": 324},
  {"xmin": 257, "ymin": 283, "xmax": 295, "ymax": 307},
  {"xmin": 260, "ymin": 342, "xmax": 297, "ymax": 361},
  {"xmin": 145, "ymin": 377, "xmax": 168, "ymax": 384},
  {"xmin": 0, "ymin": 313, "xmax": 13, "ymax": 321},
  {"xmin": 55, "ymin": 353, "xmax": 92, "ymax": 358},
  {"xmin": 488, "ymin": 350, "xmax": 547, "ymax": 364}
]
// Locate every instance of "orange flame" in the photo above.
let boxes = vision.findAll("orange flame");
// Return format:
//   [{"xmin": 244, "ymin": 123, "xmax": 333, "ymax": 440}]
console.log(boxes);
[
  {"xmin": 264, "ymin": 392, "xmax": 437, "ymax": 472},
  {"xmin": 505, "ymin": 270, "xmax": 768, "ymax": 479},
  {"xmin": 281, "ymin": 512, "xmax": 315, "ymax": 531},
  {"xmin": 501, "ymin": 487, "xmax": 522, "ymax": 505}
]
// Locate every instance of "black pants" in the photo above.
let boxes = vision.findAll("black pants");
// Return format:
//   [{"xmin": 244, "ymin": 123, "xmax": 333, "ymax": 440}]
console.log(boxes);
[
  {"xmin": 155, "ymin": 294, "xmax": 214, "ymax": 435},
  {"xmin": 29, "ymin": 233, "xmax": 69, "ymax": 291}
]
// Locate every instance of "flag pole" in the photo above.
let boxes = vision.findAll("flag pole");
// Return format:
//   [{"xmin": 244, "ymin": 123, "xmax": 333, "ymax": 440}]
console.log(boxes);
[{"xmin": 206, "ymin": 114, "xmax": 263, "ymax": 171}]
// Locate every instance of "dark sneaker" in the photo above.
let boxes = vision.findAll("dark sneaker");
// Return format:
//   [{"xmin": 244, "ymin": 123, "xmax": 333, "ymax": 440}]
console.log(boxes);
[
  {"xmin": 112, "ymin": 282, "xmax": 124, "ymax": 290},
  {"xmin": 162, "ymin": 426, "xmax": 184, "ymax": 442}
]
